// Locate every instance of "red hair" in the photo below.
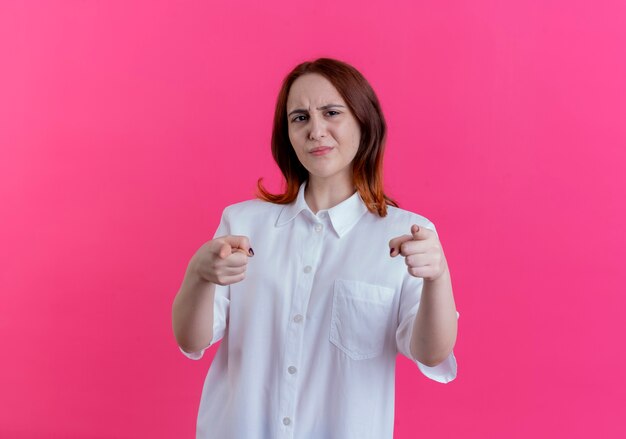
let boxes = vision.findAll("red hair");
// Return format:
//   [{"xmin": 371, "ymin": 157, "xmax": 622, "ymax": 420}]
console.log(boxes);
[{"xmin": 256, "ymin": 57, "xmax": 399, "ymax": 216}]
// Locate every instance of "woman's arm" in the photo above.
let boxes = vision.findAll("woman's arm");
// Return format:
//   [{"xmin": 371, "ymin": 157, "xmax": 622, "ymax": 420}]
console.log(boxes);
[
  {"xmin": 172, "ymin": 234, "xmax": 251, "ymax": 353},
  {"xmin": 390, "ymin": 222, "xmax": 458, "ymax": 366},
  {"xmin": 410, "ymin": 265, "xmax": 458, "ymax": 366},
  {"xmin": 172, "ymin": 258, "xmax": 216, "ymax": 353}
]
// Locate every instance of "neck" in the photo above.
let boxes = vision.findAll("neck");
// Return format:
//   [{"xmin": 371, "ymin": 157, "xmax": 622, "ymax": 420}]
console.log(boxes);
[{"xmin": 304, "ymin": 175, "xmax": 355, "ymax": 214}]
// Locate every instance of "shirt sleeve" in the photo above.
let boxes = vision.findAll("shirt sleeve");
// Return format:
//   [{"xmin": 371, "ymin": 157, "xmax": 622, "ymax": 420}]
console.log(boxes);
[
  {"xmin": 179, "ymin": 206, "xmax": 232, "ymax": 361},
  {"xmin": 395, "ymin": 219, "xmax": 459, "ymax": 383}
]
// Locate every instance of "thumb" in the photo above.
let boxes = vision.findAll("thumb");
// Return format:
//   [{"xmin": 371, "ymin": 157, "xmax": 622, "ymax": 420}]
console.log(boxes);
[
  {"xmin": 217, "ymin": 242, "xmax": 232, "ymax": 259},
  {"xmin": 411, "ymin": 224, "xmax": 422, "ymax": 240}
]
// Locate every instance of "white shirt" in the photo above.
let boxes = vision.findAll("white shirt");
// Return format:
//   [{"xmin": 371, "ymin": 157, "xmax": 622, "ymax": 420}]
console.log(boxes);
[{"xmin": 180, "ymin": 180, "xmax": 458, "ymax": 439}]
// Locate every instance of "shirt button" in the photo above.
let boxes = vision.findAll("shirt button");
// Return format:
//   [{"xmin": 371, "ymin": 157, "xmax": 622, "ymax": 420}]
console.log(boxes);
[
  {"xmin": 314, "ymin": 223, "xmax": 323, "ymax": 232},
  {"xmin": 293, "ymin": 314, "xmax": 304, "ymax": 323},
  {"xmin": 283, "ymin": 417, "xmax": 291, "ymax": 426},
  {"xmin": 288, "ymin": 366, "xmax": 297, "ymax": 374},
  {"xmin": 303, "ymin": 265, "xmax": 312, "ymax": 273}
]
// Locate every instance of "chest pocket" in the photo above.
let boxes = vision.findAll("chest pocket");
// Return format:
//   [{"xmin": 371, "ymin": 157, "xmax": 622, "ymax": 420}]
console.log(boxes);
[{"xmin": 329, "ymin": 279, "xmax": 395, "ymax": 360}]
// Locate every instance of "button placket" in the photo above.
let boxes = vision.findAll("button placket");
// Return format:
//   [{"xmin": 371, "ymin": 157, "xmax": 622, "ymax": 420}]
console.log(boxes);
[{"xmin": 278, "ymin": 217, "xmax": 324, "ymax": 436}]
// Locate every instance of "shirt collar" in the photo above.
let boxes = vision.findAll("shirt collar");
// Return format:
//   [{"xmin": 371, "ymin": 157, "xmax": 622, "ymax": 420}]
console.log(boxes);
[{"xmin": 275, "ymin": 180, "xmax": 369, "ymax": 238}]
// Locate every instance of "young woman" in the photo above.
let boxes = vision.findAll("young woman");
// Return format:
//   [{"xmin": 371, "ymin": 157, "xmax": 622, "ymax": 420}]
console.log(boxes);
[{"xmin": 172, "ymin": 57, "xmax": 459, "ymax": 439}]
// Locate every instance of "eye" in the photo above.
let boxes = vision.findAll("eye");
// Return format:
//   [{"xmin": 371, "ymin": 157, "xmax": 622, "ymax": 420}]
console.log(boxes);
[
  {"xmin": 327, "ymin": 110, "xmax": 340, "ymax": 116},
  {"xmin": 291, "ymin": 115, "xmax": 307, "ymax": 123}
]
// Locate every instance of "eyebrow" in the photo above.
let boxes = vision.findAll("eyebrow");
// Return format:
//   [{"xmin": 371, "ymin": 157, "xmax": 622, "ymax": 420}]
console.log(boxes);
[{"xmin": 287, "ymin": 104, "xmax": 346, "ymax": 117}]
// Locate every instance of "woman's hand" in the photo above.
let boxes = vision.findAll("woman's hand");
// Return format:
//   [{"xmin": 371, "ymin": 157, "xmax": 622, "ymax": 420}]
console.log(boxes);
[
  {"xmin": 389, "ymin": 224, "xmax": 448, "ymax": 282},
  {"xmin": 390, "ymin": 224, "xmax": 457, "ymax": 364},
  {"xmin": 192, "ymin": 235, "xmax": 254, "ymax": 286}
]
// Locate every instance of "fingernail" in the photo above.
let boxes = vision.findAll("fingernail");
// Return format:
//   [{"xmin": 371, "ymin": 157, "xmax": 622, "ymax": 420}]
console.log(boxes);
[
  {"xmin": 390, "ymin": 248, "xmax": 394, "ymax": 256},
  {"xmin": 248, "ymin": 248, "xmax": 254, "ymax": 256}
]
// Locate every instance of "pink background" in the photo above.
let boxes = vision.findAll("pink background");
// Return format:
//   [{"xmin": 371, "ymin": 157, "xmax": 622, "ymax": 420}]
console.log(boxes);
[{"xmin": 1, "ymin": 1, "xmax": 625, "ymax": 438}]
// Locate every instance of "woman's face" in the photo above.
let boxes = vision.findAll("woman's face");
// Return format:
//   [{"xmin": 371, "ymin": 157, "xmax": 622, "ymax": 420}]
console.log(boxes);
[{"xmin": 286, "ymin": 73, "xmax": 361, "ymax": 184}]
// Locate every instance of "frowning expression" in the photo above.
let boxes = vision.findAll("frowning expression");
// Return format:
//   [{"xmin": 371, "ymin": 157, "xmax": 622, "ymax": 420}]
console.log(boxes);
[{"xmin": 286, "ymin": 73, "xmax": 361, "ymax": 183}]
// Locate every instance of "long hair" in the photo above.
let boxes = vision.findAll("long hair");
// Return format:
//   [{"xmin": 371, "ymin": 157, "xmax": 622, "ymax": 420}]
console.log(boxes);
[{"xmin": 256, "ymin": 57, "xmax": 399, "ymax": 216}]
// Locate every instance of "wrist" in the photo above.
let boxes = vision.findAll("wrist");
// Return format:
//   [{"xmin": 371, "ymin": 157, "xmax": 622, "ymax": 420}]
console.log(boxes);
[
  {"xmin": 424, "ymin": 263, "xmax": 450, "ymax": 286},
  {"xmin": 187, "ymin": 257, "xmax": 211, "ymax": 284}
]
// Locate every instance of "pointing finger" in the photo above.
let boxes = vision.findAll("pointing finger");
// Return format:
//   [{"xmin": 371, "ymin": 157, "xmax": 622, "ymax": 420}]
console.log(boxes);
[
  {"xmin": 219, "ymin": 235, "xmax": 254, "ymax": 257},
  {"xmin": 216, "ymin": 245, "xmax": 250, "ymax": 268},
  {"xmin": 227, "ymin": 235, "xmax": 254, "ymax": 256},
  {"xmin": 389, "ymin": 234, "xmax": 413, "ymax": 257}
]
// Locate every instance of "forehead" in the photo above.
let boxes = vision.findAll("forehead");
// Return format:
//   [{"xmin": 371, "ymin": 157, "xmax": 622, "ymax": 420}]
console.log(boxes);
[{"xmin": 286, "ymin": 73, "xmax": 345, "ymax": 109}]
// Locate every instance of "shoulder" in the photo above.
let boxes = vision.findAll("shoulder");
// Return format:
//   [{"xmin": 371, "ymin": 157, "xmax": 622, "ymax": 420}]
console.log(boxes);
[
  {"xmin": 384, "ymin": 205, "xmax": 437, "ymax": 233},
  {"xmin": 220, "ymin": 197, "xmax": 281, "ymax": 221}
]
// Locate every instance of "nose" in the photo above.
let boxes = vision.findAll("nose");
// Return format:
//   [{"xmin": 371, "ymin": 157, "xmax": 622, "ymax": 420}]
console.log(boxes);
[{"xmin": 308, "ymin": 114, "xmax": 327, "ymax": 140}]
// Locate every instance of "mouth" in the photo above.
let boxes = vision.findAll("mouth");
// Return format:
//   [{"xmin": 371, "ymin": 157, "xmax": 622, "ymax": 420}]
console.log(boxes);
[{"xmin": 309, "ymin": 146, "xmax": 334, "ymax": 156}]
